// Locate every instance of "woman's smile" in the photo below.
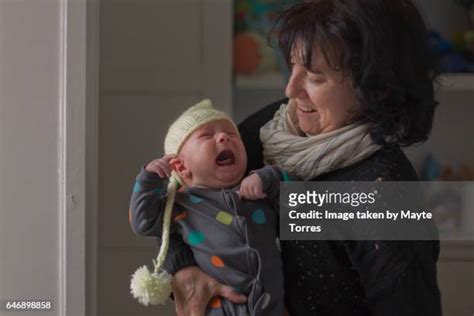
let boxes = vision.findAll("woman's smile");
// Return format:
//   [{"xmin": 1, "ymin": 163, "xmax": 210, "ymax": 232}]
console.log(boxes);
[{"xmin": 297, "ymin": 104, "xmax": 317, "ymax": 113}]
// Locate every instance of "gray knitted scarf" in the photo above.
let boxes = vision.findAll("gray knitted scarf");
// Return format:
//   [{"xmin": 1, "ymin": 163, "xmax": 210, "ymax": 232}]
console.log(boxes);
[{"xmin": 259, "ymin": 100, "xmax": 381, "ymax": 180}]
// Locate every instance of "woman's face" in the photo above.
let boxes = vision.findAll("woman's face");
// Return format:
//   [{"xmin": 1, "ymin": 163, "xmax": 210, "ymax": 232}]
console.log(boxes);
[{"xmin": 285, "ymin": 44, "xmax": 359, "ymax": 135}]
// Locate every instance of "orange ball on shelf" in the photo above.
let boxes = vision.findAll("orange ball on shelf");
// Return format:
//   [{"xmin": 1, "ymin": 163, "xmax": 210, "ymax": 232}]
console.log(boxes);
[{"xmin": 233, "ymin": 32, "xmax": 261, "ymax": 75}]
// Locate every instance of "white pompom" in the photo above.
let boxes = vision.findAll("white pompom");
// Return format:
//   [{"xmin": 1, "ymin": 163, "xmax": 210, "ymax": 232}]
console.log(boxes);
[{"xmin": 130, "ymin": 265, "xmax": 172, "ymax": 306}]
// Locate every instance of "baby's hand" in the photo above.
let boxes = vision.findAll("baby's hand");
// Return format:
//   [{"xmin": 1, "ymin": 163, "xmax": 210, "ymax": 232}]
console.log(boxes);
[
  {"xmin": 145, "ymin": 154, "xmax": 175, "ymax": 178},
  {"xmin": 239, "ymin": 173, "xmax": 266, "ymax": 200}
]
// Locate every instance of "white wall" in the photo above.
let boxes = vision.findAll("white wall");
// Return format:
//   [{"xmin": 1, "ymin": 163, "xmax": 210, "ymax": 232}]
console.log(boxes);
[
  {"xmin": 415, "ymin": 0, "xmax": 470, "ymax": 38},
  {"xmin": 97, "ymin": 1, "xmax": 232, "ymax": 315},
  {"xmin": 0, "ymin": 0, "xmax": 61, "ymax": 315}
]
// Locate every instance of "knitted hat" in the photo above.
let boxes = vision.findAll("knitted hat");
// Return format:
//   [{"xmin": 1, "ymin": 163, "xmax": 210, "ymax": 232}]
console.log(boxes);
[
  {"xmin": 164, "ymin": 99, "xmax": 237, "ymax": 156},
  {"xmin": 130, "ymin": 99, "xmax": 237, "ymax": 306}
]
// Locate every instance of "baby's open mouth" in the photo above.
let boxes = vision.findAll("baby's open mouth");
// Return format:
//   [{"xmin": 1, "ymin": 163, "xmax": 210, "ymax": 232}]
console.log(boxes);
[{"xmin": 216, "ymin": 150, "xmax": 235, "ymax": 166}]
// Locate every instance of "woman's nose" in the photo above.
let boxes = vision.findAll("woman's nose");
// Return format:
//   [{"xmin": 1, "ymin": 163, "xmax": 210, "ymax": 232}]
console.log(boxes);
[
  {"xmin": 285, "ymin": 65, "xmax": 307, "ymax": 99},
  {"xmin": 217, "ymin": 132, "xmax": 230, "ymax": 143}
]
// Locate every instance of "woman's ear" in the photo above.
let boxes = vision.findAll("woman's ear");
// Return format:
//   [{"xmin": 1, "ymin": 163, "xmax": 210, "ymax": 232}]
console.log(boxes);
[{"xmin": 170, "ymin": 157, "xmax": 192, "ymax": 180}]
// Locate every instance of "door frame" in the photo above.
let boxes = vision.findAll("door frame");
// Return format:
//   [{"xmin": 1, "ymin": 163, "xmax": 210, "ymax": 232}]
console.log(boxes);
[{"xmin": 58, "ymin": 0, "xmax": 98, "ymax": 314}]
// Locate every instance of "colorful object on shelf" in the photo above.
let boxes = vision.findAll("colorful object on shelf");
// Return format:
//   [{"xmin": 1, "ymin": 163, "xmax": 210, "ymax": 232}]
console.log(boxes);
[
  {"xmin": 233, "ymin": 31, "xmax": 277, "ymax": 75},
  {"xmin": 430, "ymin": 30, "xmax": 474, "ymax": 72},
  {"xmin": 420, "ymin": 154, "xmax": 442, "ymax": 180},
  {"xmin": 420, "ymin": 154, "xmax": 474, "ymax": 181},
  {"xmin": 464, "ymin": 30, "xmax": 474, "ymax": 54},
  {"xmin": 430, "ymin": 30, "xmax": 453, "ymax": 55},
  {"xmin": 234, "ymin": 0, "xmax": 289, "ymax": 35},
  {"xmin": 452, "ymin": 0, "xmax": 474, "ymax": 62},
  {"xmin": 233, "ymin": 0, "xmax": 302, "ymax": 77},
  {"xmin": 442, "ymin": 54, "xmax": 474, "ymax": 72},
  {"xmin": 233, "ymin": 32, "xmax": 262, "ymax": 74}
]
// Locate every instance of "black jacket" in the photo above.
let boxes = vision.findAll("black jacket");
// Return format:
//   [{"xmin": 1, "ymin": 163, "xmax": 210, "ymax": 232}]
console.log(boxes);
[{"xmin": 164, "ymin": 99, "xmax": 442, "ymax": 316}]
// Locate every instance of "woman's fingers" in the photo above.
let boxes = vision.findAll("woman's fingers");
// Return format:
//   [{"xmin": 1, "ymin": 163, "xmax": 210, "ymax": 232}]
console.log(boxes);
[
  {"xmin": 171, "ymin": 266, "xmax": 247, "ymax": 316},
  {"xmin": 187, "ymin": 303, "xmax": 208, "ymax": 316},
  {"xmin": 174, "ymin": 287, "xmax": 207, "ymax": 316},
  {"xmin": 183, "ymin": 284, "xmax": 246, "ymax": 316},
  {"xmin": 174, "ymin": 295, "xmax": 185, "ymax": 316},
  {"xmin": 178, "ymin": 295, "xmax": 207, "ymax": 316},
  {"xmin": 172, "ymin": 266, "xmax": 214, "ymax": 316},
  {"xmin": 216, "ymin": 284, "xmax": 247, "ymax": 304}
]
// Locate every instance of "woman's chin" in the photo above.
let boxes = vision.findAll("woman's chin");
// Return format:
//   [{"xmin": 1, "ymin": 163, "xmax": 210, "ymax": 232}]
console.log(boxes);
[
  {"xmin": 298, "ymin": 122, "xmax": 321, "ymax": 135},
  {"xmin": 296, "ymin": 112, "xmax": 321, "ymax": 134}
]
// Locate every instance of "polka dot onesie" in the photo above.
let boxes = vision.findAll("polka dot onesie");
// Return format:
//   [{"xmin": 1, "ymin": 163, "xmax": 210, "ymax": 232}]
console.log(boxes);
[{"xmin": 130, "ymin": 165, "xmax": 285, "ymax": 316}]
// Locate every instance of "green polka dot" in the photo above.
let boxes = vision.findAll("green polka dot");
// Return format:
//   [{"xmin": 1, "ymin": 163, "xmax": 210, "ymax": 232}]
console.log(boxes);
[
  {"xmin": 153, "ymin": 187, "xmax": 162, "ymax": 195},
  {"xmin": 133, "ymin": 181, "xmax": 141, "ymax": 193},
  {"xmin": 251, "ymin": 209, "xmax": 266, "ymax": 224},
  {"xmin": 216, "ymin": 211, "xmax": 233, "ymax": 225},
  {"xmin": 282, "ymin": 171, "xmax": 293, "ymax": 181},
  {"xmin": 188, "ymin": 231, "xmax": 205, "ymax": 246}
]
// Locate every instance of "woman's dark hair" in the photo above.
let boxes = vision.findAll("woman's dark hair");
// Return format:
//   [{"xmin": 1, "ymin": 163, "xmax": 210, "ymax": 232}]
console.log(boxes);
[{"xmin": 273, "ymin": 0, "xmax": 440, "ymax": 146}]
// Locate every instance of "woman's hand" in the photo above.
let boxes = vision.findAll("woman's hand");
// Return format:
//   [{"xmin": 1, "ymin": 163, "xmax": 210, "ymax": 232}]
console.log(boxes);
[{"xmin": 172, "ymin": 266, "xmax": 247, "ymax": 316}]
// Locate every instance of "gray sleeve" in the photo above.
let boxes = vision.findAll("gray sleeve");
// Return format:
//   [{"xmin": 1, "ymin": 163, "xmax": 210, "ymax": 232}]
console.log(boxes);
[
  {"xmin": 129, "ymin": 166, "xmax": 198, "ymax": 273},
  {"xmin": 129, "ymin": 166, "xmax": 170, "ymax": 236},
  {"xmin": 162, "ymin": 241, "xmax": 197, "ymax": 275},
  {"xmin": 252, "ymin": 165, "xmax": 283, "ymax": 200}
]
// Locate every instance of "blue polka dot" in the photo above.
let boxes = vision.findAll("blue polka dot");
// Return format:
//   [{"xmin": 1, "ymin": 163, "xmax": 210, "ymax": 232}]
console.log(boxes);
[
  {"xmin": 251, "ymin": 209, "xmax": 266, "ymax": 224},
  {"xmin": 153, "ymin": 187, "xmax": 162, "ymax": 195},
  {"xmin": 188, "ymin": 231, "xmax": 205, "ymax": 246},
  {"xmin": 189, "ymin": 194, "xmax": 203, "ymax": 203},
  {"xmin": 133, "ymin": 181, "xmax": 141, "ymax": 193}
]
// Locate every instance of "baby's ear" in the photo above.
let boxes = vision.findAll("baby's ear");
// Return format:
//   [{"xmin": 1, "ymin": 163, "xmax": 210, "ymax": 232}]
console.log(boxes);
[{"xmin": 169, "ymin": 157, "xmax": 191, "ymax": 179}]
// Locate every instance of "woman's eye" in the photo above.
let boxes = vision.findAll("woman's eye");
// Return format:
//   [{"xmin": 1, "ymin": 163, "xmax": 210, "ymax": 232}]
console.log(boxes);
[{"xmin": 308, "ymin": 75, "xmax": 324, "ymax": 84}]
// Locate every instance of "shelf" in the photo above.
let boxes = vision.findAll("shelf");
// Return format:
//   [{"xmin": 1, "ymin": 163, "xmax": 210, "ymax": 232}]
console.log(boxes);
[
  {"xmin": 234, "ymin": 72, "xmax": 286, "ymax": 89},
  {"xmin": 440, "ymin": 239, "xmax": 474, "ymax": 261},
  {"xmin": 438, "ymin": 73, "xmax": 474, "ymax": 92},
  {"xmin": 235, "ymin": 73, "xmax": 474, "ymax": 92}
]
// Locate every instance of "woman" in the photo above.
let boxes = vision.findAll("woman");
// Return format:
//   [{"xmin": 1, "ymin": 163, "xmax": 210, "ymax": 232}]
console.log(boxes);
[{"xmin": 163, "ymin": 1, "xmax": 442, "ymax": 315}]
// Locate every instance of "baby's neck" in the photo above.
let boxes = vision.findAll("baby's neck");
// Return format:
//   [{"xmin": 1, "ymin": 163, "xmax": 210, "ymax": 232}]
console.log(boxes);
[{"xmin": 183, "ymin": 182, "xmax": 239, "ymax": 191}]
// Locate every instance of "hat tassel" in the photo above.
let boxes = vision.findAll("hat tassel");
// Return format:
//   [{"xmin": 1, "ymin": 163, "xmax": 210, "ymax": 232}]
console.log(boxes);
[{"xmin": 130, "ymin": 177, "xmax": 178, "ymax": 305}]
